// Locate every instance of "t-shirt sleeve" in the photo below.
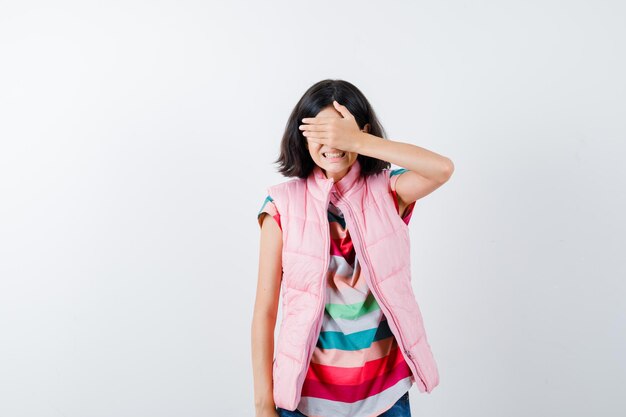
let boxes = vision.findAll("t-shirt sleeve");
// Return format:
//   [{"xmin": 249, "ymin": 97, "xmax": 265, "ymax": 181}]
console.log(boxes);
[
  {"xmin": 389, "ymin": 168, "xmax": 416, "ymax": 225},
  {"xmin": 257, "ymin": 195, "xmax": 282, "ymax": 230}
]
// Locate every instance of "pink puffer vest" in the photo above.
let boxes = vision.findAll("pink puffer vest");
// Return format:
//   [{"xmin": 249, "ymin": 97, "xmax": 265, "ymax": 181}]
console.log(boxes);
[{"xmin": 266, "ymin": 159, "xmax": 440, "ymax": 411}]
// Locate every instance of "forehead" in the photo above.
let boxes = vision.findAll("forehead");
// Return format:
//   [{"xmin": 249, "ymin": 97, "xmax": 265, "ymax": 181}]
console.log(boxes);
[{"xmin": 315, "ymin": 106, "xmax": 342, "ymax": 118}]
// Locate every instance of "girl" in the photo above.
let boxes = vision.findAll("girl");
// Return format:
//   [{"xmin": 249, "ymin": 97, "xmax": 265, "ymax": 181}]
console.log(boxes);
[{"xmin": 252, "ymin": 79, "xmax": 454, "ymax": 417}]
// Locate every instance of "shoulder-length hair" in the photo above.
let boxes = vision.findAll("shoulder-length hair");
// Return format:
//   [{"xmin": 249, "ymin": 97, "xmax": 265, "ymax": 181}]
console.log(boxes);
[{"xmin": 274, "ymin": 79, "xmax": 391, "ymax": 178}]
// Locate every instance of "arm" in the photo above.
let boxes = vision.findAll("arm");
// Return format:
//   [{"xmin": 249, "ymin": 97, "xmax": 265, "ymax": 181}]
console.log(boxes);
[
  {"xmin": 356, "ymin": 134, "xmax": 455, "ymax": 209},
  {"xmin": 299, "ymin": 101, "xmax": 454, "ymax": 209},
  {"xmin": 251, "ymin": 213, "xmax": 282, "ymax": 416}
]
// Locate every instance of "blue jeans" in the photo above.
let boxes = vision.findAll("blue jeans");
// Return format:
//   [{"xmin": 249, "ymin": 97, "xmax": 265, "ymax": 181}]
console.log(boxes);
[{"xmin": 276, "ymin": 391, "xmax": 411, "ymax": 417}]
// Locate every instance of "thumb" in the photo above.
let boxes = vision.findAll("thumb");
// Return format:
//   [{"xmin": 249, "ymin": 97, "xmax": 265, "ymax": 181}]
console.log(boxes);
[{"xmin": 333, "ymin": 100, "xmax": 353, "ymax": 119}]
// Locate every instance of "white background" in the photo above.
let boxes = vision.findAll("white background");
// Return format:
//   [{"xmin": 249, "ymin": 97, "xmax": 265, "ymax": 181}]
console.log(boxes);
[{"xmin": 1, "ymin": 1, "xmax": 624, "ymax": 416}]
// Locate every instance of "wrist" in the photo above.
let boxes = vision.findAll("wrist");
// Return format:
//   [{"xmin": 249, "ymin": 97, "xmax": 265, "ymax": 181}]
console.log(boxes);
[{"xmin": 355, "ymin": 132, "xmax": 376, "ymax": 154}]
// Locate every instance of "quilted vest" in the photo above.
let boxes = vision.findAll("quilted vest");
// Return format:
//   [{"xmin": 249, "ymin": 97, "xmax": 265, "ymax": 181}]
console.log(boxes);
[{"xmin": 266, "ymin": 158, "xmax": 440, "ymax": 411}]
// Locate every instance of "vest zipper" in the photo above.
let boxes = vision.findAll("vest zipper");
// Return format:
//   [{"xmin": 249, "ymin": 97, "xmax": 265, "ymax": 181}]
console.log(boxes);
[{"xmin": 332, "ymin": 190, "xmax": 430, "ymax": 392}]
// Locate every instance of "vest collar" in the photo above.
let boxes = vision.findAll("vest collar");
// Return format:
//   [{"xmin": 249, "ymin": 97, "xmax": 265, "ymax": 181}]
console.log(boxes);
[{"xmin": 306, "ymin": 158, "xmax": 365, "ymax": 202}]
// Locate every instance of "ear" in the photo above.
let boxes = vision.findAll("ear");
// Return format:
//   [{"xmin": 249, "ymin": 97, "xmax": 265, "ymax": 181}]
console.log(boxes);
[{"xmin": 362, "ymin": 123, "xmax": 371, "ymax": 133}]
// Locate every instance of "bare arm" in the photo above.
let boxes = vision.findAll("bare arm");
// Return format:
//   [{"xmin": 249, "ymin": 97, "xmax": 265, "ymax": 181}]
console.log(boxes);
[
  {"xmin": 355, "ymin": 133, "xmax": 454, "ymax": 210},
  {"xmin": 298, "ymin": 102, "xmax": 454, "ymax": 209},
  {"xmin": 251, "ymin": 213, "xmax": 283, "ymax": 415}
]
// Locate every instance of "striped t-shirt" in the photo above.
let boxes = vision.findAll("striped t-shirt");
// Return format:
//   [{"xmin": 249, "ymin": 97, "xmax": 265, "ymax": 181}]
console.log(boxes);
[{"xmin": 257, "ymin": 168, "xmax": 417, "ymax": 417}]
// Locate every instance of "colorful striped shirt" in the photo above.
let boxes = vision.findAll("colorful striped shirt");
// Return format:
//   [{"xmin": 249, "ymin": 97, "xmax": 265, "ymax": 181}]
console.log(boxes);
[{"xmin": 257, "ymin": 168, "xmax": 417, "ymax": 417}]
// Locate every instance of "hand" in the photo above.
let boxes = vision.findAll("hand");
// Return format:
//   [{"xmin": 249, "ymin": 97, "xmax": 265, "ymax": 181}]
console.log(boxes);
[{"xmin": 299, "ymin": 100, "xmax": 367, "ymax": 153}]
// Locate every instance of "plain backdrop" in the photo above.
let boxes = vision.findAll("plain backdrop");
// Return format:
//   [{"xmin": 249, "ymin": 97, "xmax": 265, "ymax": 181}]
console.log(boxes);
[{"xmin": 0, "ymin": 1, "xmax": 624, "ymax": 416}]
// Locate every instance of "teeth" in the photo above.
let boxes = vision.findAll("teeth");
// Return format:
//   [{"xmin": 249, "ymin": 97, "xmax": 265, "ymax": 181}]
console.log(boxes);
[{"xmin": 324, "ymin": 152, "xmax": 345, "ymax": 158}]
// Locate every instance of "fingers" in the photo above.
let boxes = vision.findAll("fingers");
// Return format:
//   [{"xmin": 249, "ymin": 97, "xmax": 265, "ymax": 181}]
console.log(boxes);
[
  {"xmin": 303, "ymin": 131, "xmax": 328, "ymax": 140},
  {"xmin": 298, "ymin": 123, "xmax": 326, "ymax": 132},
  {"xmin": 301, "ymin": 117, "xmax": 334, "ymax": 124}
]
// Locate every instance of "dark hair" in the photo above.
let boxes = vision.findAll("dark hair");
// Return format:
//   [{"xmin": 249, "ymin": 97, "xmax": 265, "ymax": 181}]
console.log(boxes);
[{"xmin": 274, "ymin": 79, "xmax": 390, "ymax": 178}]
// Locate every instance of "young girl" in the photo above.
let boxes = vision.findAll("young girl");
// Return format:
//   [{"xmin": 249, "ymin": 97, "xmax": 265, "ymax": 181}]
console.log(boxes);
[{"xmin": 252, "ymin": 79, "xmax": 454, "ymax": 417}]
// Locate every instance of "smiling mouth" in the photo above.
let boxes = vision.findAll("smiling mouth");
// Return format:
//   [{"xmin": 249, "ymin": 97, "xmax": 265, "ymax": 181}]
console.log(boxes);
[{"xmin": 322, "ymin": 152, "xmax": 346, "ymax": 159}]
